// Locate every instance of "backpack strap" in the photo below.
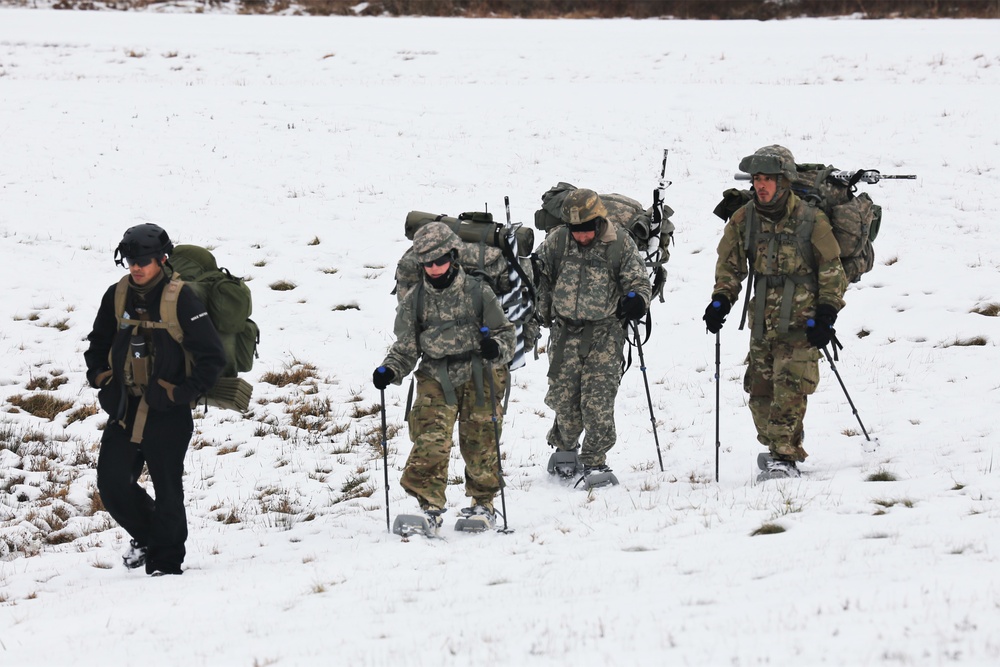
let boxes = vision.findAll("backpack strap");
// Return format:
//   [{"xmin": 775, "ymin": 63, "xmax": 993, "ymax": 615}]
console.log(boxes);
[
  {"xmin": 743, "ymin": 204, "xmax": 818, "ymax": 339},
  {"xmin": 112, "ymin": 275, "xmax": 191, "ymax": 443},
  {"xmin": 415, "ymin": 274, "xmax": 487, "ymax": 407}
]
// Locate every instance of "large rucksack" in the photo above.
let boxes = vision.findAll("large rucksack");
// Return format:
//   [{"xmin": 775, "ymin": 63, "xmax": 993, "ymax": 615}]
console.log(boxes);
[
  {"xmin": 397, "ymin": 210, "xmax": 536, "ymax": 371},
  {"xmin": 714, "ymin": 164, "xmax": 882, "ymax": 283},
  {"xmin": 114, "ymin": 244, "xmax": 258, "ymax": 412},
  {"xmin": 534, "ymin": 182, "xmax": 675, "ymax": 300}
]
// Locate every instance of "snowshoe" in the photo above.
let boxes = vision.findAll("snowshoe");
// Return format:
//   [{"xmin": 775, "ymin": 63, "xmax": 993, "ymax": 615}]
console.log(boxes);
[
  {"xmin": 756, "ymin": 453, "xmax": 801, "ymax": 482},
  {"xmin": 454, "ymin": 505, "xmax": 496, "ymax": 533},
  {"xmin": 547, "ymin": 450, "xmax": 582, "ymax": 479},
  {"xmin": 392, "ymin": 509, "xmax": 444, "ymax": 538},
  {"xmin": 122, "ymin": 539, "xmax": 147, "ymax": 570},
  {"xmin": 574, "ymin": 464, "xmax": 619, "ymax": 489}
]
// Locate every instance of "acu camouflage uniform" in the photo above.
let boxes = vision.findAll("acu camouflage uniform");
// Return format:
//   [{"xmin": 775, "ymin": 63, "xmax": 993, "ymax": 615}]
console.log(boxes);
[
  {"xmin": 381, "ymin": 224, "xmax": 516, "ymax": 512},
  {"xmin": 713, "ymin": 147, "xmax": 848, "ymax": 462},
  {"xmin": 536, "ymin": 190, "xmax": 652, "ymax": 468}
]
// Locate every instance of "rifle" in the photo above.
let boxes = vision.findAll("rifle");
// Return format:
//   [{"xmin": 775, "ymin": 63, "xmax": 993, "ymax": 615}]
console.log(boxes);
[
  {"xmin": 734, "ymin": 169, "xmax": 916, "ymax": 187},
  {"xmin": 648, "ymin": 149, "xmax": 672, "ymax": 302}
]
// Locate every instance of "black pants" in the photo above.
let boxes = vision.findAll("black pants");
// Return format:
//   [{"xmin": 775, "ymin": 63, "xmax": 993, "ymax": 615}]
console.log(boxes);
[{"xmin": 97, "ymin": 403, "xmax": 193, "ymax": 573}]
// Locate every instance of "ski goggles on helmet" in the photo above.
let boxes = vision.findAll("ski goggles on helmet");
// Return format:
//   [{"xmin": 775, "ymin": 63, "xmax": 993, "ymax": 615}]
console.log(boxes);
[{"xmin": 422, "ymin": 253, "xmax": 452, "ymax": 268}]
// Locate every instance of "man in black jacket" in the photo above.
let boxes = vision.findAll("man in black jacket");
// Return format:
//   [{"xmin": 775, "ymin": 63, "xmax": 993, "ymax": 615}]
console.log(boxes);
[{"xmin": 84, "ymin": 224, "xmax": 225, "ymax": 576}]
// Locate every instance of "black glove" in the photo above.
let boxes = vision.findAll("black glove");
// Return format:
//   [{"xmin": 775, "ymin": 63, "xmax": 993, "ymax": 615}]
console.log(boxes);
[
  {"xmin": 480, "ymin": 337, "xmax": 501, "ymax": 361},
  {"xmin": 88, "ymin": 368, "xmax": 113, "ymax": 388},
  {"xmin": 617, "ymin": 292, "xmax": 646, "ymax": 322},
  {"xmin": 372, "ymin": 366, "xmax": 395, "ymax": 390},
  {"xmin": 806, "ymin": 304, "xmax": 838, "ymax": 348},
  {"xmin": 156, "ymin": 379, "xmax": 199, "ymax": 406},
  {"xmin": 703, "ymin": 294, "xmax": 731, "ymax": 334}
]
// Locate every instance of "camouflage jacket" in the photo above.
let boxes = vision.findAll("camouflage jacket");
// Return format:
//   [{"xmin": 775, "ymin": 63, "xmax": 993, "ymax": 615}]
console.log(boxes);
[
  {"xmin": 381, "ymin": 268, "xmax": 515, "ymax": 392},
  {"xmin": 713, "ymin": 193, "xmax": 848, "ymax": 339},
  {"xmin": 535, "ymin": 223, "xmax": 651, "ymax": 326}
]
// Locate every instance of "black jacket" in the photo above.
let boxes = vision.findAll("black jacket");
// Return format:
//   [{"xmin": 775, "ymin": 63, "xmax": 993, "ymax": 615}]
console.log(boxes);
[{"xmin": 84, "ymin": 273, "xmax": 226, "ymax": 419}]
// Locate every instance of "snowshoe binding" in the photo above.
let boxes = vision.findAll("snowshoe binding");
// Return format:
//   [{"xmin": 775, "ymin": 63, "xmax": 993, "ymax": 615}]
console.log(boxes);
[
  {"xmin": 575, "ymin": 464, "xmax": 619, "ymax": 490},
  {"xmin": 547, "ymin": 450, "xmax": 582, "ymax": 479},
  {"xmin": 756, "ymin": 453, "xmax": 801, "ymax": 482},
  {"xmin": 392, "ymin": 509, "xmax": 445, "ymax": 539},
  {"xmin": 454, "ymin": 504, "xmax": 496, "ymax": 533}
]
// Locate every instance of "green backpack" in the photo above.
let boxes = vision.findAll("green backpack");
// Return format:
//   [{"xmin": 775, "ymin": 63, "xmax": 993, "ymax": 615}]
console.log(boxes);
[
  {"xmin": 115, "ymin": 244, "xmax": 258, "ymax": 412},
  {"xmin": 714, "ymin": 164, "xmax": 882, "ymax": 284},
  {"xmin": 166, "ymin": 245, "xmax": 260, "ymax": 378}
]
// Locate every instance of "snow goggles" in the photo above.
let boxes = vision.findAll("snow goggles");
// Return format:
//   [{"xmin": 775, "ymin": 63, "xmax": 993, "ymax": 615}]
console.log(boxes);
[{"xmin": 422, "ymin": 254, "xmax": 452, "ymax": 268}]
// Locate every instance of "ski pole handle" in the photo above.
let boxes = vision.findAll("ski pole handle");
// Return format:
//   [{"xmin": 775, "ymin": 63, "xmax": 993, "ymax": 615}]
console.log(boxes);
[
  {"xmin": 480, "ymin": 326, "xmax": 490, "ymax": 339},
  {"xmin": 377, "ymin": 365, "xmax": 387, "ymax": 374}
]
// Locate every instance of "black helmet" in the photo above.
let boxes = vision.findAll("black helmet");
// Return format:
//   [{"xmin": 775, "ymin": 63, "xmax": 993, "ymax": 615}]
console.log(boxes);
[{"xmin": 114, "ymin": 223, "xmax": 173, "ymax": 267}]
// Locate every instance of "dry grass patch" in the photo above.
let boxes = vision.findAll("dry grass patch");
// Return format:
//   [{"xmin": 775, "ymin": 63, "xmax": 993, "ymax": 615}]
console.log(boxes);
[
  {"xmin": 8, "ymin": 394, "xmax": 75, "ymax": 420},
  {"xmin": 751, "ymin": 522, "xmax": 786, "ymax": 536},
  {"xmin": 259, "ymin": 361, "xmax": 318, "ymax": 387},
  {"xmin": 971, "ymin": 303, "xmax": 1000, "ymax": 317}
]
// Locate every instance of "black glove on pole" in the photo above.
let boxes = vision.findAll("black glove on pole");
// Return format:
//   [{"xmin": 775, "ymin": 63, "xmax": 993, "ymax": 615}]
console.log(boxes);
[
  {"xmin": 617, "ymin": 291, "xmax": 646, "ymax": 322},
  {"xmin": 372, "ymin": 366, "xmax": 394, "ymax": 390},
  {"xmin": 806, "ymin": 304, "xmax": 838, "ymax": 348},
  {"xmin": 703, "ymin": 294, "xmax": 731, "ymax": 334},
  {"xmin": 480, "ymin": 336, "xmax": 501, "ymax": 361}
]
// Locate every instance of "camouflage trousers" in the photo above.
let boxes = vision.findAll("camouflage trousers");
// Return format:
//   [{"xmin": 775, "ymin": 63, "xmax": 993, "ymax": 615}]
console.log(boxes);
[
  {"xmin": 401, "ymin": 367, "xmax": 507, "ymax": 512},
  {"xmin": 544, "ymin": 320, "xmax": 624, "ymax": 467},
  {"xmin": 744, "ymin": 335, "xmax": 820, "ymax": 462}
]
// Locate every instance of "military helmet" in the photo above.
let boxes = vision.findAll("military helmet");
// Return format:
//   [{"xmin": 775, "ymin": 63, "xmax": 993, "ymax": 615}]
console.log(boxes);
[
  {"xmin": 413, "ymin": 221, "xmax": 462, "ymax": 263},
  {"xmin": 738, "ymin": 145, "xmax": 797, "ymax": 182},
  {"xmin": 114, "ymin": 223, "xmax": 173, "ymax": 267},
  {"xmin": 561, "ymin": 189, "xmax": 608, "ymax": 225}
]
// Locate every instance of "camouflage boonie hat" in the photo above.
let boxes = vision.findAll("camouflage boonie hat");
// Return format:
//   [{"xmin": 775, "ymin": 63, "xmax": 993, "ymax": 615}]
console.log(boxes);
[
  {"xmin": 739, "ymin": 145, "xmax": 797, "ymax": 182},
  {"xmin": 561, "ymin": 188, "xmax": 608, "ymax": 225},
  {"xmin": 413, "ymin": 221, "xmax": 461, "ymax": 263}
]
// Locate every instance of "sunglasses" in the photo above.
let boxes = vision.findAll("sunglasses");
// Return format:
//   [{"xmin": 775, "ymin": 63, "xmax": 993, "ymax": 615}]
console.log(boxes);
[
  {"xmin": 422, "ymin": 254, "xmax": 452, "ymax": 268},
  {"xmin": 125, "ymin": 256, "xmax": 158, "ymax": 268}
]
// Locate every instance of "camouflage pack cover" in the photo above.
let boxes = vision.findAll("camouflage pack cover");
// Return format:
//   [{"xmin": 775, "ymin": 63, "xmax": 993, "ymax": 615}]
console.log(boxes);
[{"xmin": 535, "ymin": 182, "xmax": 674, "ymax": 257}]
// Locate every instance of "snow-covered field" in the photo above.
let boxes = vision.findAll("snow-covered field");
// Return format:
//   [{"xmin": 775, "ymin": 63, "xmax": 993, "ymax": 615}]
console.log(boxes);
[{"xmin": 1, "ymin": 10, "xmax": 999, "ymax": 665}]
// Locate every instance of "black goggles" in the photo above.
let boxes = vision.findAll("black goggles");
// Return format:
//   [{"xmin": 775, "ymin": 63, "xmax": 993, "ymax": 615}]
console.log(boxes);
[
  {"xmin": 422, "ymin": 254, "xmax": 452, "ymax": 268},
  {"xmin": 125, "ymin": 255, "xmax": 158, "ymax": 268}
]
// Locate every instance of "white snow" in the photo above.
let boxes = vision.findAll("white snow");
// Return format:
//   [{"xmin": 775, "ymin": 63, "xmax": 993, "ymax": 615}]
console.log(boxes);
[{"xmin": 1, "ymin": 9, "xmax": 999, "ymax": 666}]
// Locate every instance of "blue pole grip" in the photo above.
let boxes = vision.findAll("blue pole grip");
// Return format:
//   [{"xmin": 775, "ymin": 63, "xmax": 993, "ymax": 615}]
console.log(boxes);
[
  {"xmin": 712, "ymin": 300, "xmax": 721, "ymax": 309},
  {"xmin": 627, "ymin": 291, "xmax": 636, "ymax": 299},
  {"xmin": 480, "ymin": 326, "xmax": 490, "ymax": 339},
  {"xmin": 806, "ymin": 319, "xmax": 816, "ymax": 328},
  {"xmin": 377, "ymin": 366, "xmax": 387, "ymax": 374}
]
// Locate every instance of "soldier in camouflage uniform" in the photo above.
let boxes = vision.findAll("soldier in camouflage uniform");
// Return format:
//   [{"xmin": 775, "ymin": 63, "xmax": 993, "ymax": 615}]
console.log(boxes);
[
  {"xmin": 535, "ymin": 189, "xmax": 652, "ymax": 482},
  {"xmin": 703, "ymin": 145, "xmax": 848, "ymax": 481},
  {"xmin": 373, "ymin": 222, "xmax": 516, "ymax": 530}
]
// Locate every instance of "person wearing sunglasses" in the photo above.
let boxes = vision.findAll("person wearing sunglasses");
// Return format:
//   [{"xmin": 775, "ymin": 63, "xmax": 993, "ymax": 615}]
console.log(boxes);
[
  {"xmin": 84, "ymin": 223, "xmax": 225, "ymax": 575},
  {"xmin": 373, "ymin": 222, "xmax": 515, "ymax": 533},
  {"xmin": 534, "ymin": 189, "xmax": 652, "ymax": 487}
]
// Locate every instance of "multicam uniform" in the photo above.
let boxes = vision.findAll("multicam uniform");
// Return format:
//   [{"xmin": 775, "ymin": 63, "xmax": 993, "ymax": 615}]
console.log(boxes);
[
  {"xmin": 713, "ymin": 192, "xmax": 848, "ymax": 462},
  {"xmin": 381, "ymin": 268, "xmax": 515, "ymax": 512},
  {"xmin": 536, "ymin": 222, "xmax": 651, "ymax": 468}
]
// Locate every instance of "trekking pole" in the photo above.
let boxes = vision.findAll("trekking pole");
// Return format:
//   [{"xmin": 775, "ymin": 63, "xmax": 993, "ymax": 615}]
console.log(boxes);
[
  {"xmin": 714, "ymin": 331, "xmax": 721, "ymax": 483},
  {"xmin": 818, "ymin": 344, "xmax": 874, "ymax": 444},
  {"xmin": 629, "ymin": 306, "xmax": 664, "ymax": 472},
  {"xmin": 480, "ymin": 327, "xmax": 512, "ymax": 533},
  {"xmin": 377, "ymin": 369, "xmax": 391, "ymax": 533}
]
